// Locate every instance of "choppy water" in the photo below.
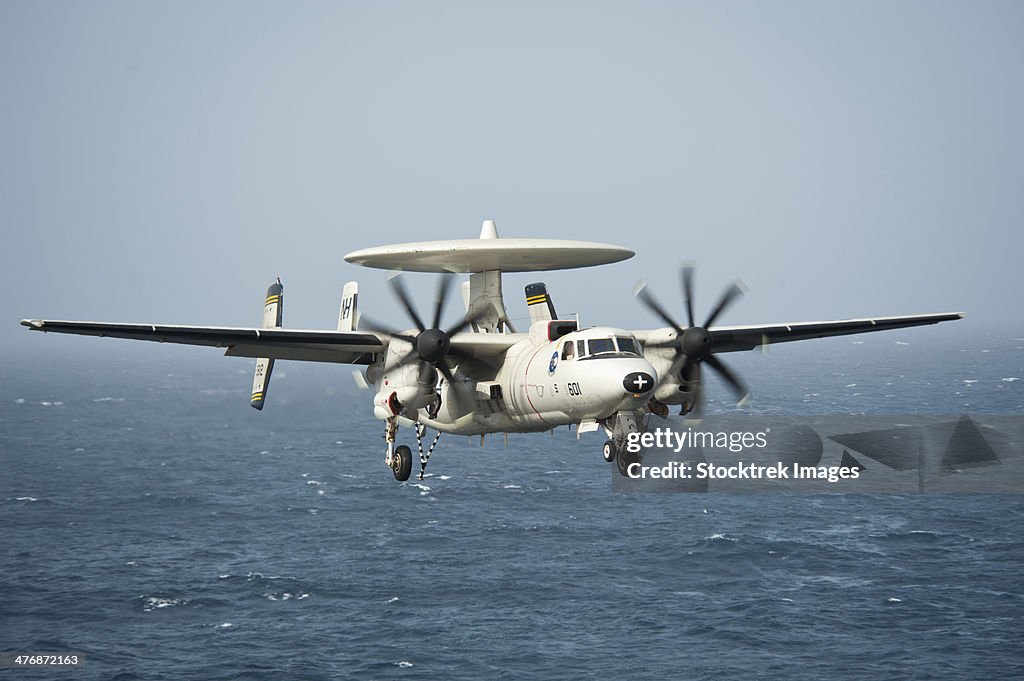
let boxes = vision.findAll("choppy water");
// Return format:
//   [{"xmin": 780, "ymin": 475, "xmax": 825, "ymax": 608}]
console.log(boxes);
[{"xmin": 2, "ymin": 328, "xmax": 1023, "ymax": 679}]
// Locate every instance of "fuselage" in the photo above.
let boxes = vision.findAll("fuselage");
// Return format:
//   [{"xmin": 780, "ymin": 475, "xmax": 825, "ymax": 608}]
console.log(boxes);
[{"xmin": 400, "ymin": 325, "xmax": 657, "ymax": 436}]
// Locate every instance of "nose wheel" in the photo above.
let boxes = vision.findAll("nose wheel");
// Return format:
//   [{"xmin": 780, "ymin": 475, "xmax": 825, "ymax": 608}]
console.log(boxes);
[{"xmin": 602, "ymin": 440, "xmax": 617, "ymax": 463}]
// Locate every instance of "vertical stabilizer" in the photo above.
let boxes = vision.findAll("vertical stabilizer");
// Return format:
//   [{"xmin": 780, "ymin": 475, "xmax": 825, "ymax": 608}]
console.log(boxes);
[
  {"xmin": 338, "ymin": 281, "xmax": 359, "ymax": 331},
  {"xmin": 250, "ymin": 280, "xmax": 283, "ymax": 410},
  {"xmin": 525, "ymin": 282, "xmax": 557, "ymax": 323}
]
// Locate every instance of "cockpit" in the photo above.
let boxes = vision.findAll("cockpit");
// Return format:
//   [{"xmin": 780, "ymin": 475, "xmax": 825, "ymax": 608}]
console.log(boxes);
[{"xmin": 561, "ymin": 334, "xmax": 642, "ymax": 360}]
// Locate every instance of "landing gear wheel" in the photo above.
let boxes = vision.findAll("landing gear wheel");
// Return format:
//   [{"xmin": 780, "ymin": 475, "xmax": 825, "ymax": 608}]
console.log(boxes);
[
  {"xmin": 602, "ymin": 440, "xmax": 617, "ymax": 463},
  {"xmin": 616, "ymin": 448, "xmax": 639, "ymax": 477},
  {"xmin": 392, "ymin": 445, "xmax": 413, "ymax": 482}
]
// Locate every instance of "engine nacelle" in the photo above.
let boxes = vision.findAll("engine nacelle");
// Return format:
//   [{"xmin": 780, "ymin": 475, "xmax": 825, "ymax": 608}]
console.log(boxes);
[{"xmin": 371, "ymin": 336, "xmax": 440, "ymax": 419}]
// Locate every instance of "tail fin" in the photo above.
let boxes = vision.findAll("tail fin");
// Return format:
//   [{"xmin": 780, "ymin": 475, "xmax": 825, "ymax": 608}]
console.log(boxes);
[
  {"xmin": 525, "ymin": 282, "xmax": 557, "ymax": 324},
  {"xmin": 338, "ymin": 281, "xmax": 358, "ymax": 331},
  {"xmin": 250, "ymin": 279, "xmax": 283, "ymax": 410}
]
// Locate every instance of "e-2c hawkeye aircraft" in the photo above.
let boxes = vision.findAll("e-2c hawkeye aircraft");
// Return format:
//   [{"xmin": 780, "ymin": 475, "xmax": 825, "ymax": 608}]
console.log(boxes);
[{"xmin": 22, "ymin": 220, "xmax": 963, "ymax": 481}]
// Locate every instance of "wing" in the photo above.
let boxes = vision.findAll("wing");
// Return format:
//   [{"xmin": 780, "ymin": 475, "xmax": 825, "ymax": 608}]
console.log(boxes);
[
  {"xmin": 21, "ymin": 319, "xmax": 385, "ymax": 364},
  {"xmin": 706, "ymin": 312, "xmax": 964, "ymax": 352},
  {"xmin": 20, "ymin": 319, "xmax": 525, "ymax": 365}
]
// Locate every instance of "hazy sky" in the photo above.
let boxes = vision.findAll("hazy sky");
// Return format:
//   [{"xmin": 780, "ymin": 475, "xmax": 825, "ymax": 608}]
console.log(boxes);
[{"xmin": 3, "ymin": 1, "xmax": 1022, "ymax": 349}]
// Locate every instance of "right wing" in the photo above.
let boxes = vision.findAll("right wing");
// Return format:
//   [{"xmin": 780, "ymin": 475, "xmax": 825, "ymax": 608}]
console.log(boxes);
[{"xmin": 707, "ymin": 312, "xmax": 964, "ymax": 352}]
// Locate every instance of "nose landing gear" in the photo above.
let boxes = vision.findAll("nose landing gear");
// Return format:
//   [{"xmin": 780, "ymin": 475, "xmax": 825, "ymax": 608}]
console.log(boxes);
[{"xmin": 602, "ymin": 440, "xmax": 617, "ymax": 463}]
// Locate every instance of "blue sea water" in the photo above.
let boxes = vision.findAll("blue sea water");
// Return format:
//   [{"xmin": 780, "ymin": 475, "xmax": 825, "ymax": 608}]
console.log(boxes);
[{"xmin": 2, "ymin": 327, "xmax": 1023, "ymax": 679}]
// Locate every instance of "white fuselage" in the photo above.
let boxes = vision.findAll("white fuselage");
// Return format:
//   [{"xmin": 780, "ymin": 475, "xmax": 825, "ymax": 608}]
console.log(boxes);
[{"xmin": 379, "ymin": 325, "xmax": 658, "ymax": 436}]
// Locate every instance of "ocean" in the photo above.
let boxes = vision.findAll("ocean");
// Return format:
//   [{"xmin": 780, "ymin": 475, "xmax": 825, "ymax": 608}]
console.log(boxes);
[{"xmin": 2, "ymin": 327, "xmax": 1023, "ymax": 679}]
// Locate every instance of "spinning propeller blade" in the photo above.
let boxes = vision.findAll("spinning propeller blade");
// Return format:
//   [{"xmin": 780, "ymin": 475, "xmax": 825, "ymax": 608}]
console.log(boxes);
[
  {"xmin": 371, "ymin": 273, "xmax": 483, "ymax": 414},
  {"xmin": 636, "ymin": 265, "xmax": 751, "ymax": 411}
]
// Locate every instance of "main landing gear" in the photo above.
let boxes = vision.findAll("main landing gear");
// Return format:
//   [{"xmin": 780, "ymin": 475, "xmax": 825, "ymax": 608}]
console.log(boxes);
[
  {"xmin": 391, "ymin": 445, "xmax": 413, "ymax": 482},
  {"xmin": 384, "ymin": 417, "xmax": 442, "ymax": 482}
]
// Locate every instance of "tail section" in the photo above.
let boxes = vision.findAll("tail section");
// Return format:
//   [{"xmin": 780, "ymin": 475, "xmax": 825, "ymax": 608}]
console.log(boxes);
[
  {"xmin": 525, "ymin": 282, "xmax": 557, "ymax": 324},
  {"xmin": 250, "ymin": 279, "xmax": 283, "ymax": 410},
  {"xmin": 338, "ymin": 281, "xmax": 359, "ymax": 331}
]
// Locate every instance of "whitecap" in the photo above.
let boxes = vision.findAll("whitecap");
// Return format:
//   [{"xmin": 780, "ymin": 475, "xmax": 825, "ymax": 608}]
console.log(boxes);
[
  {"xmin": 386, "ymin": 597, "xmax": 400, "ymax": 604},
  {"xmin": 408, "ymin": 483, "xmax": 431, "ymax": 496},
  {"xmin": 14, "ymin": 398, "xmax": 25, "ymax": 404},
  {"xmin": 502, "ymin": 484, "xmax": 522, "ymax": 490},
  {"xmin": 895, "ymin": 341, "xmax": 910, "ymax": 346},
  {"xmin": 963, "ymin": 380, "xmax": 978, "ymax": 385},
  {"xmin": 218, "ymin": 622, "xmax": 233, "ymax": 628},
  {"xmin": 218, "ymin": 574, "xmax": 230, "ymax": 579},
  {"xmin": 705, "ymin": 533, "xmax": 737, "ymax": 542},
  {"xmin": 93, "ymin": 397, "xmax": 124, "ymax": 402},
  {"xmin": 142, "ymin": 596, "xmax": 186, "ymax": 612},
  {"xmin": 845, "ymin": 383, "xmax": 857, "ymax": 388},
  {"xmin": 306, "ymin": 480, "xmax": 323, "ymax": 486},
  {"xmin": 15, "ymin": 496, "xmax": 38, "ymax": 502},
  {"xmin": 396, "ymin": 661, "xmax": 414, "ymax": 668},
  {"xmin": 439, "ymin": 475, "xmax": 451, "ymax": 480},
  {"xmin": 1002, "ymin": 377, "xmax": 1020, "ymax": 383},
  {"xmin": 887, "ymin": 597, "xmax": 902, "ymax": 603}
]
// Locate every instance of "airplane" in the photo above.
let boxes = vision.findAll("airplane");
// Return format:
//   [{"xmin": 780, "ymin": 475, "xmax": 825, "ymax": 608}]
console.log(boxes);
[{"xmin": 21, "ymin": 220, "xmax": 963, "ymax": 482}]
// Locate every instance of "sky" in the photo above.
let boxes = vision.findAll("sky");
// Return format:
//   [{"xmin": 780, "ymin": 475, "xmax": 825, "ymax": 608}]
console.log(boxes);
[{"xmin": 2, "ymin": 1, "xmax": 1022, "ymax": 352}]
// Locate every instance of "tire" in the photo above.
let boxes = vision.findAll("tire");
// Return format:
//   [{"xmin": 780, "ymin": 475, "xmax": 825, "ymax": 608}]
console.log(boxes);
[
  {"xmin": 393, "ymin": 445, "xmax": 413, "ymax": 482},
  {"xmin": 602, "ymin": 440, "xmax": 616, "ymax": 463},
  {"xmin": 616, "ymin": 448, "xmax": 639, "ymax": 477}
]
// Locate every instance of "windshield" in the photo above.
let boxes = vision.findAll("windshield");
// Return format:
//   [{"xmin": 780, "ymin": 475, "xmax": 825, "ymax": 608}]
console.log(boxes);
[
  {"xmin": 587, "ymin": 338, "xmax": 615, "ymax": 355},
  {"xmin": 615, "ymin": 336, "xmax": 640, "ymax": 355}
]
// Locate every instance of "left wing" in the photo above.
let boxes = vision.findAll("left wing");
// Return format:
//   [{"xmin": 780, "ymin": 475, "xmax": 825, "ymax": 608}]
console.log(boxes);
[
  {"xmin": 21, "ymin": 319, "xmax": 386, "ymax": 364},
  {"xmin": 20, "ymin": 319, "xmax": 524, "ymax": 364},
  {"xmin": 709, "ymin": 312, "xmax": 963, "ymax": 351}
]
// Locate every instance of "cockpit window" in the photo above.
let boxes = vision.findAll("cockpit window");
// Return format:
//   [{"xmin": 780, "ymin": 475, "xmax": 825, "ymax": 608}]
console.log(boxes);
[
  {"xmin": 587, "ymin": 338, "xmax": 615, "ymax": 355},
  {"xmin": 561, "ymin": 340, "xmax": 575, "ymax": 360},
  {"xmin": 616, "ymin": 336, "xmax": 640, "ymax": 355}
]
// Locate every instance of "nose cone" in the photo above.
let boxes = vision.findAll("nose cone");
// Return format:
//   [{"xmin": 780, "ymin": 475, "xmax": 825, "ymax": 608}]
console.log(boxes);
[{"xmin": 623, "ymin": 371, "xmax": 655, "ymax": 396}]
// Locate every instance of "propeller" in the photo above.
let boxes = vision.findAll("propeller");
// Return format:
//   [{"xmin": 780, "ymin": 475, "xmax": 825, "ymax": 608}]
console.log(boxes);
[
  {"xmin": 362, "ymin": 273, "xmax": 484, "ymax": 412},
  {"xmin": 634, "ymin": 264, "xmax": 750, "ymax": 412}
]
